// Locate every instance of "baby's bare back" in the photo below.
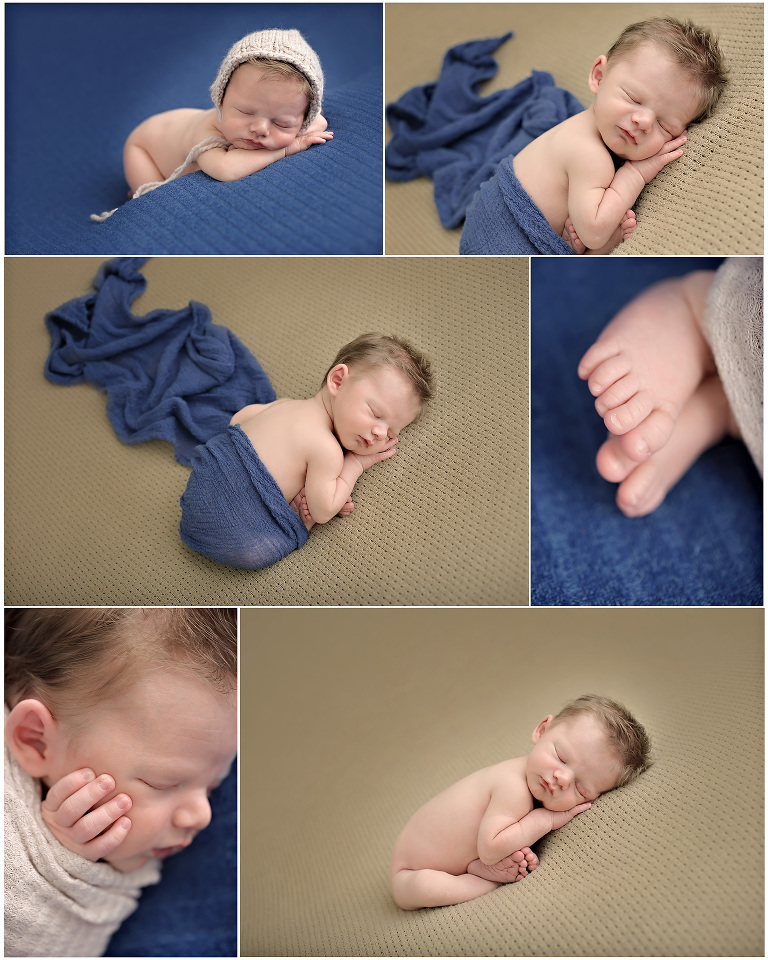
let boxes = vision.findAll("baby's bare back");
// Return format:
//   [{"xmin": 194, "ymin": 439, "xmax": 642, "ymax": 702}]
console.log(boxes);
[
  {"xmin": 125, "ymin": 108, "xmax": 222, "ymax": 180},
  {"xmin": 236, "ymin": 397, "xmax": 336, "ymax": 504},
  {"xmin": 513, "ymin": 111, "xmax": 608, "ymax": 235},
  {"xmin": 390, "ymin": 758, "xmax": 532, "ymax": 876}
]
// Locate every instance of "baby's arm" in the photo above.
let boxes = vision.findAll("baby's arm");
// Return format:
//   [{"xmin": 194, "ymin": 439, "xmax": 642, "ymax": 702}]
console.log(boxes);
[
  {"xmin": 568, "ymin": 134, "xmax": 687, "ymax": 250},
  {"xmin": 304, "ymin": 441, "xmax": 398, "ymax": 525},
  {"xmin": 40, "ymin": 768, "xmax": 133, "ymax": 863},
  {"xmin": 197, "ymin": 126, "xmax": 332, "ymax": 183},
  {"xmin": 477, "ymin": 799, "xmax": 592, "ymax": 866}
]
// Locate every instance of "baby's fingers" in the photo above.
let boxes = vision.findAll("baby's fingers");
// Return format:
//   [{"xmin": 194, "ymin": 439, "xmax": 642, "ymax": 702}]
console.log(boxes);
[
  {"xmin": 663, "ymin": 133, "xmax": 687, "ymax": 153},
  {"xmin": 70, "ymin": 792, "xmax": 132, "ymax": 844},
  {"xmin": 78, "ymin": 814, "xmax": 133, "ymax": 860},
  {"xmin": 42, "ymin": 769, "xmax": 115, "ymax": 824}
]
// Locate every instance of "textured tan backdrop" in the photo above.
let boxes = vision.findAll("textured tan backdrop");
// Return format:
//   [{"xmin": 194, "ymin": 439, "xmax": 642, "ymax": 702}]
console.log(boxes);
[
  {"xmin": 5, "ymin": 256, "xmax": 528, "ymax": 605},
  {"xmin": 241, "ymin": 607, "xmax": 764, "ymax": 956},
  {"xmin": 385, "ymin": 3, "xmax": 763, "ymax": 255}
]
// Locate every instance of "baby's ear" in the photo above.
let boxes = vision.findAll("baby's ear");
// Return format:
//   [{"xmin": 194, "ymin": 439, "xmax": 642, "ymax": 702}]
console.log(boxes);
[
  {"xmin": 326, "ymin": 363, "xmax": 349, "ymax": 396},
  {"xmin": 588, "ymin": 55, "xmax": 608, "ymax": 95},
  {"xmin": 531, "ymin": 714, "xmax": 554, "ymax": 744},
  {"xmin": 5, "ymin": 699, "xmax": 60, "ymax": 778}
]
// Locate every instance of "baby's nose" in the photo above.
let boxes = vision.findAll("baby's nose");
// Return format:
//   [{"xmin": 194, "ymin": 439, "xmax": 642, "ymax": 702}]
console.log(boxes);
[
  {"xmin": 250, "ymin": 118, "xmax": 269, "ymax": 136},
  {"xmin": 631, "ymin": 107, "xmax": 652, "ymax": 131},
  {"xmin": 173, "ymin": 794, "xmax": 212, "ymax": 831}
]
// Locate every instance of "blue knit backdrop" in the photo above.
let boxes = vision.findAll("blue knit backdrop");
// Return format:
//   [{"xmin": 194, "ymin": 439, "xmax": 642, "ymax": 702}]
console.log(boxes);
[{"xmin": 531, "ymin": 257, "xmax": 763, "ymax": 606}]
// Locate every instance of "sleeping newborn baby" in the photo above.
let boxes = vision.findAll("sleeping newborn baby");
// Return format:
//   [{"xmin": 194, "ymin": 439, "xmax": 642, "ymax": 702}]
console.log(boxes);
[
  {"xmin": 390, "ymin": 695, "xmax": 649, "ymax": 909},
  {"xmin": 180, "ymin": 333, "xmax": 434, "ymax": 570},
  {"xmin": 93, "ymin": 30, "xmax": 331, "ymax": 220}
]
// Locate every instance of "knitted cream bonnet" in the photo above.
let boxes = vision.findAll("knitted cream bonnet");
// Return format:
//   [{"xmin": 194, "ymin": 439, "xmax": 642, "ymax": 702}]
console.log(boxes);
[{"xmin": 210, "ymin": 29, "xmax": 324, "ymax": 131}]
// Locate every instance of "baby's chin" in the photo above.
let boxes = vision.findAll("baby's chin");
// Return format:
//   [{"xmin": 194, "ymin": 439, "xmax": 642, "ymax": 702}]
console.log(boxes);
[{"xmin": 103, "ymin": 852, "xmax": 155, "ymax": 873}]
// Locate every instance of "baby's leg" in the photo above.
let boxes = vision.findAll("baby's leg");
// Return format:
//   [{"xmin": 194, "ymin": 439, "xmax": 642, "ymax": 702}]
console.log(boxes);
[
  {"xmin": 578, "ymin": 272, "xmax": 716, "ymax": 461},
  {"xmin": 391, "ymin": 868, "xmax": 499, "ymax": 910},
  {"xmin": 468, "ymin": 847, "xmax": 539, "ymax": 883},
  {"xmin": 123, "ymin": 142, "xmax": 165, "ymax": 195},
  {"xmin": 595, "ymin": 375, "xmax": 737, "ymax": 517}
]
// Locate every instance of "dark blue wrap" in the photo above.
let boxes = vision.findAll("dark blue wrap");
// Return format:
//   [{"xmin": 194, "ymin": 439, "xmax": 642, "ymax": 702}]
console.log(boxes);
[
  {"xmin": 44, "ymin": 258, "xmax": 275, "ymax": 467},
  {"xmin": 385, "ymin": 33, "xmax": 583, "ymax": 231},
  {"xmin": 459, "ymin": 158, "xmax": 577, "ymax": 255},
  {"xmin": 180, "ymin": 425, "xmax": 309, "ymax": 570}
]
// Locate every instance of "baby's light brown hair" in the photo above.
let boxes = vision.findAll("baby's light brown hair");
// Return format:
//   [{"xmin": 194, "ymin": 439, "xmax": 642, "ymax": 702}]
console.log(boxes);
[
  {"xmin": 552, "ymin": 694, "xmax": 651, "ymax": 788},
  {"xmin": 248, "ymin": 57, "xmax": 313, "ymax": 104},
  {"xmin": 5, "ymin": 608, "xmax": 237, "ymax": 736},
  {"xmin": 323, "ymin": 333, "xmax": 435, "ymax": 407},
  {"xmin": 606, "ymin": 17, "xmax": 728, "ymax": 121}
]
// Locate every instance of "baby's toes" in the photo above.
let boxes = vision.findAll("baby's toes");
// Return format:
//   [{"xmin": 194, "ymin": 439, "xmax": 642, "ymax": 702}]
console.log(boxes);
[
  {"xmin": 596, "ymin": 435, "xmax": 638, "ymax": 483},
  {"xmin": 523, "ymin": 849, "xmax": 539, "ymax": 870},
  {"xmin": 580, "ymin": 349, "xmax": 632, "ymax": 397},
  {"xmin": 602, "ymin": 388, "xmax": 656, "ymax": 437},
  {"xmin": 593, "ymin": 372, "xmax": 644, "ymax": 417},
  {"xmin": 618, "ymin": 408, "xmax": 676, "ymax": 461}
]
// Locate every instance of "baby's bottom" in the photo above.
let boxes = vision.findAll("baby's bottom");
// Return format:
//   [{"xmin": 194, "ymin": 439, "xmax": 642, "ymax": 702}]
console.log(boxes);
[
  {"xmin": 578, "ymin": 272, "xmax": 717, "ymax": 462},
  {"xmin": 596, "ymin": 375, "xmax": 739, "ymax": 517},
  {"xmin": 392, "ymin": 849, "xmax": 538, "ymax": 910}
]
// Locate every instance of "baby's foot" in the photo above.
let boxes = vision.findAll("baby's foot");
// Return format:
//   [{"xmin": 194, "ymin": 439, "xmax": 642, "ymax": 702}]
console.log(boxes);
[
  {"xmin": 467, "ymin": 847, "xmax": 539, "ymax": 883},
  {"xmin": 619, "ymin": 208, "xmax": 637, "ymax": 241},
  {"xmin": 562, "ymin": 218, "xmax": 586, "ymax": 255},
  {"xmin": 289, "ymin": 489, "xmax": 316, "ymax": 532},
  {"xmin": 337, "ymin": 497, "xmax": 355, "ymax": 518},
  {"xmin": 595, "ymin": 375, "xmax": 738, "ymax": 517},
  {"xmin": 578, "ymin": 272, "xmax": 716, "ymax": 461}
]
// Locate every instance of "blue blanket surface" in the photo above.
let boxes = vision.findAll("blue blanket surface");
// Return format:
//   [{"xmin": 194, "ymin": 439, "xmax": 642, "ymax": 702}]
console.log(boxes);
[
  {"xmin": 460, "ymin": 158, "xmax": 576, "ymax": 255},
  {"xmin": 385, "ymin": 33, "xmax": 583, "ymax": 230},
  {"xmin": 180, "ymin": 425, "xmax": 309, "ymax": 570},
  {"xmin": 531, "ymin": 257, "xmax": 762, "ymax": 606},
  {"xmin": 44, "ymin": 258, "xmax": 275, "ymax": 467}
]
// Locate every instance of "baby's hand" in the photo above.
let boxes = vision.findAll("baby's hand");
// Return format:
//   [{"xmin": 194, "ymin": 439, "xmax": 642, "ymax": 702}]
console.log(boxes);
[
  {"xmin": 286, "ymin": 129, "xmax": 334, "ymax": 156},
  {"xmin": 629, "ymin": 132, "xmax": 687, "ymax": 184},
  {"xmin": 350, "ymin": 438, "xmax": 398, "ymax": 471},
  {"xmin": 547, "ymin": 801, "xmax": 592, "ymax": 831},
  {"xmin": 41, "ymin": 768, "xmax": 133, "ymax": 861}
]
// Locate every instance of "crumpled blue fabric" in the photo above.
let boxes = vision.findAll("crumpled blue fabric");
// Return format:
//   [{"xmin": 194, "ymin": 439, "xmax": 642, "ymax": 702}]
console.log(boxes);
[
  {"xmin": 43, "ymin": 258, "xmax": 275, "ymax": 466},
  {"xmin": 180, "ymin": 425, "xmax": 309, "ymax": 570},
  {"xmin": 385, "ymin": 33, "xmax": 583, "ymax": 228}
]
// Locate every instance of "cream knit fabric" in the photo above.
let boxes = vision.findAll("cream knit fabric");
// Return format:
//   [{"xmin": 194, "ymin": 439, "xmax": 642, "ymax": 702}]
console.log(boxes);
[
  {"xmin": 210, "ymin": 29, "xmax": 323, "ymax": 131},
  {"xmin": 701, "ymin": 257, "xmax": 763, "ymax": 475},
  {"xmin": 4, "ymin": 735, "xmax": 161, "ymax": 957}
]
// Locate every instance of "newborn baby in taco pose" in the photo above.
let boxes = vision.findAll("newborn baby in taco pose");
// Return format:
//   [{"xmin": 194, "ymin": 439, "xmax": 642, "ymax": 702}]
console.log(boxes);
[
  {"xmin": 390, "ymin": 695, "xmax": 649, "ymax": 909},
  {"xmin": 93, "ymin": 29, "xmax": 331, "ymax": 220},
  {"xmin": 180, "ymin": 333, "xmax": 434, "ymax": 570}
]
